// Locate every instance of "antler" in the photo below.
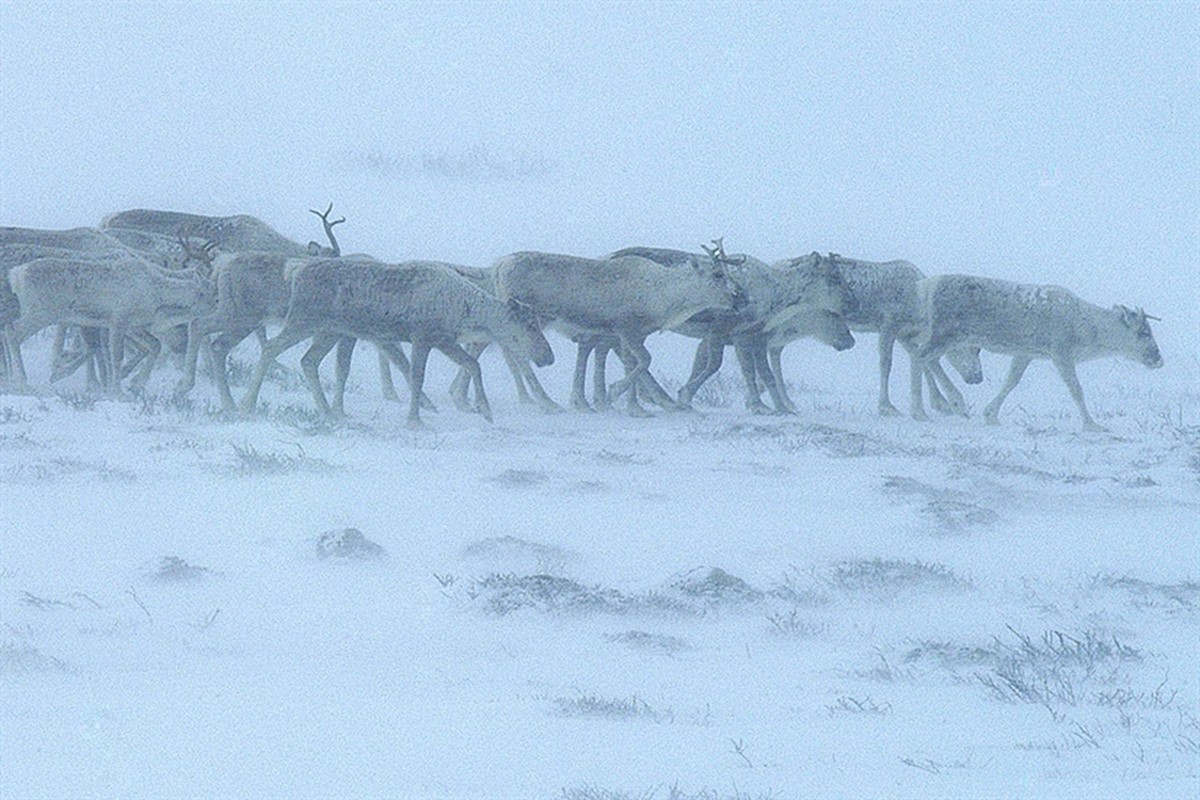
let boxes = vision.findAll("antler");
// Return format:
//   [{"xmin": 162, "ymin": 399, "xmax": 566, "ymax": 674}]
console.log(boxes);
[
  {"xmin": 176, "ymin": 226, "xmax": 217, "ymax": 269},
  {"xmin": 309, "ymin": 202, "xmax": 345, "ymax": 257},
  {"xmin": 700, "ymin": 237, "xmax": 746, "ymax": 266}
]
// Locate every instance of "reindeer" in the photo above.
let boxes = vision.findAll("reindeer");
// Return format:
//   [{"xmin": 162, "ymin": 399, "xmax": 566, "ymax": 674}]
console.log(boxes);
[
  {"xmin": 439, "ymin": 262, "xmax": 563, "ymax": 413},
  {"xmin": 914, "ymin": 274, "xmax": 1163, "ymax": 431},
  {"xmin": 7, "ymin": 249, "xmax": 216, "ymax": 394},
  {"xmin": 239, "ymin": 258, "xmax": 554, "ymax": 426},
  {"xmin": 628, "ymin": 243, "xmax": 857, "ymax": 415},
  {"xmin": 739, "ymin": 306, "xmax": 857, "ymax": 413},
  {"xmin": 494, "ymin": 250, "xmax": 744, "ymax": 415},
  {"xmin": 774, "ymin": 254, "xmax": 983, "ymax": 419},
  {"xmin": 1, "ymin": 226, "xmax": 211, "ymax": 389}
]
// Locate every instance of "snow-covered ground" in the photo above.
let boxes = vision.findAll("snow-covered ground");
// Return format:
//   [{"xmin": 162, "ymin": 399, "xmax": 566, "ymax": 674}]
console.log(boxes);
[{"xmin": 2, "ymin": 334, "xmax": 1197, "ymax": 799}]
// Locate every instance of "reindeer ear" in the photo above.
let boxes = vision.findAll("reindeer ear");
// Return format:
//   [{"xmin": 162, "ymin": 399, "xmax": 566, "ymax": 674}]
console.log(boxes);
[{"xmin": 307, "ymin": 241, "xmax": 321, "ymax": 256}]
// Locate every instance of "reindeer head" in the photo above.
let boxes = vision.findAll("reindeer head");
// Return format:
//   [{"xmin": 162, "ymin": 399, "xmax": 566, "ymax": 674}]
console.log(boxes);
[
  {"xmin": 176, "ymin": 228, "xmax": 218, "ymax": 279},
  {"xmin": 698, "ymin": 237, "xmax": 748, "ymax": 309},
  {"xmin": 504, "ymin": 299, "xmax": 555, "ymax": 368},
  {"xmin": 1114, "ymin": 305, "xmax": 1163, "ymax": 369}
]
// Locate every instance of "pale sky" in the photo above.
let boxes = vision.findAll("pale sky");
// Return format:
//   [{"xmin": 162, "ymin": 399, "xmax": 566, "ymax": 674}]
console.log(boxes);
[{"xmin": 2, "ymin": 1, "xmax": 1196, "ymax": 353}]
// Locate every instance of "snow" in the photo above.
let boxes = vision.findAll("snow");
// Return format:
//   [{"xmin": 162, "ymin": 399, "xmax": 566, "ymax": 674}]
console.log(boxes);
[
  {"xmin": 1, "ymin": 338, "xmax": 1197, "ymax": 798},
  {"xmin": 2, "ymin": 2, "xmax": 1197, "ymax": 796}
]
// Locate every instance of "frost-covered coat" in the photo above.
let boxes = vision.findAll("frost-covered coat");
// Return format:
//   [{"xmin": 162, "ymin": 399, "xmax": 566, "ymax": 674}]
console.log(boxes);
[
  {"xmin": 240, "ymin": 258, "xmax": 554, "ymax": 424},
  {"xmin": 494, "ymin": 250, "xmax": 741, "ymax": 414},
  {"xmin": 916, "ymin": 274, "xmax": 1163, "ymax": 430}
]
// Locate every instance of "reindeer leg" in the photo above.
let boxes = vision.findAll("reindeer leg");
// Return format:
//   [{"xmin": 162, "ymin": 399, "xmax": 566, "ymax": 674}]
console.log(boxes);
[
  {"xmin": 610, "ymin": 335, "xmax": 651, "ymax": 416},
  {"xmin": 751, "ymin": 338, "xmax": 790, "ymax": 414},
  {"xmin": 567, "ymin": 339, "xmax": 593, "ymax": 411},
  {"xmin": 768, "ymin": 347, "xmax": 796, "ymax": 417},
  {"xmin": 330, "ymin": 336, "xmax": 356, "ymax": 416},
  {"xmin": 1051, "ymin": 355, "xmax": 1106, "ymax": 432},
  {"xmin": 405, "ymin": 342, "xmax": 433, "ymax": 427},
  {"xmin": 240, "ymin": 327, "xmax": 309, "ymax": 415},
  {"xmin": 377, "ymin": 348, "xmax": 401, "ymax": 402},
  {"xmin": 593, "ymin": 339, "xmax": 613, "ymax": 410},
  {"xmin": 300, "ymin": 333, "xmax": 340, "ymax": 418},
  {"xmin": 734, "ymin": 341, "xmax": 771, "ymax": 414},
  {"xmin": 439, "ymin": 343, "xmax": 492, "ymax": 422},
  {"xmin": 127, "ymin": 331, "xmax": 161, "ymax": 392},
  {"xmin": 449, "ymin": 342, "xmax": 486, "ymax": 411},
  {"xmin": 927, "ymin": 360, "xmax": 967, "ymax": 416},
  {"xmin": 983, "ymin": 356, "xmax": 1031, "ymax": 426},
  {"xmin": 877, "ymin": 329, "xmax": 901, "ymax": 416},
  {"xmin": 377, "ymin": 341, "xmax": 436, "ymax": 411}
]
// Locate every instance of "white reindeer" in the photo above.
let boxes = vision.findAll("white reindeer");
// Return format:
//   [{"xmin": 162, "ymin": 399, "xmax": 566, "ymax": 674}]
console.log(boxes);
[
  {"xmin": 740, "ymin": 306, "xmax": 856, "ymax": 413},
  {"xmin": 915, "ymin": 274, "xmax": 1163, "ymax": 431},
  {"xmin": 494, "ymin": 250, "xmax": 744, "ymax": 415},
  {"xmin": 1, "ymin": 226, "xmax": 209, "ymax": 389},
  {"xmin": 239, "ymin": 258, "xmax": 555, "ymax": 425},
  {"xmin": 657, "ymin": 246, "xmax": 858, "ymax": 414},
  {"xmin": 796, "ymin": 255, "xmax": 985, "ymax": 420},
  {"xmin": 7, "ymin": 252, "xmax": 216, "ymax": 394}
]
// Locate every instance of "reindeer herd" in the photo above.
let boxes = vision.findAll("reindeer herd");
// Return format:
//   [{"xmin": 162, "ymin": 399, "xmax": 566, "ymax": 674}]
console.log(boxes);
[{"xmin": 0, "ymin": 207, "xmax": 1163, "ymax": 432}]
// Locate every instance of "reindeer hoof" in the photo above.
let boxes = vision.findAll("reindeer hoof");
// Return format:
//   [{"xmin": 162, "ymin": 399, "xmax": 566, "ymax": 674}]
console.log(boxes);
[{"xmin": 879, "ymin": 404, "xmax": 901, "ymax": 417}]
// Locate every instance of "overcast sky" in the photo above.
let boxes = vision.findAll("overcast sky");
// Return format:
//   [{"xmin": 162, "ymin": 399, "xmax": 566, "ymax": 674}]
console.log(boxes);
[{"xmin": 2, "ymin": 1, "xmax": 1196, "ymax": 355}]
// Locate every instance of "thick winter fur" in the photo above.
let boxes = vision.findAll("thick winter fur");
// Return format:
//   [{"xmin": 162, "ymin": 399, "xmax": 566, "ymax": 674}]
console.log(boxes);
[
  {"xmin": 240, "ymin": 258, "xmax": 554, "ymax": 424},
  {"xmin": 8, "ymin": 254, "xmax": 215, "ymax": 393},
  {"xmin": 1, "ymin": 226, "xmax": 206, "ymax": 388},
  {"xmin": 819, "ymin": 255, "xmax": 983, "ymax": 419},
  {"xmin": 495, "ymin": 251, "xmax": 742, "ymax": 415},
  {"xmin": 916, "ymin": 274, "xmax": 1163, "ymax": 431},
  {"xmin": 101, "ymin": 209, "xmax": 308, "ymax": 255},
  {"xmin": 610, "ymin": 248, "xmax": 856, "ymax": 414}
]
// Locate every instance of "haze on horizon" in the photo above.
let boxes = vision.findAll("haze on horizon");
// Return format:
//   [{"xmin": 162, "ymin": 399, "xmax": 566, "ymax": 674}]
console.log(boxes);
[{"xmin": 1, "ymin": 1, "xmax": 1196, "ymax": 356}]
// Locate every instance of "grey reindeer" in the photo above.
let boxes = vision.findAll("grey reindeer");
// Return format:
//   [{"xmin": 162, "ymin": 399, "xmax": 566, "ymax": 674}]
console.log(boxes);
[
  {"xmin": 914, "ymin": 274, "xmax": 1163, "ymax": 431},
  {"xmin": 656, "ymin": 244, "xmax": 858, "ymax": 415},
  {"xmin": 1, "ymin": 226, "xmax": 214, "ymax": 391},
  {"xmin": 771, "ymin": 254, "xmax": 983, "ymax": 419},
  {"xmin": 7, "ymin": 248, "xmax": 216, "ymax": 395},
  {"xmin": 493, "ymin": 250, "xmax": 744, "ymax": 415},
  {"xmin": 239, "ymin": 257, "xmax": 554, "ymax": 426}
]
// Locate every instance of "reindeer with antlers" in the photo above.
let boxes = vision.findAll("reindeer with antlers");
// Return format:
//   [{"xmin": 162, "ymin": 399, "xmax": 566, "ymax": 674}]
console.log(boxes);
[{"xmin": 914, "ymin": 274, "xmax": 1163, "ymax": 431}]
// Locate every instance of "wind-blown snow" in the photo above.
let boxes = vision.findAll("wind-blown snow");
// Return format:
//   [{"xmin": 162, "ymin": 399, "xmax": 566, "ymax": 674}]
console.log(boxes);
[{"xmin": 1, "ymin": 2, "xmax": 1197, "ymax": 798}]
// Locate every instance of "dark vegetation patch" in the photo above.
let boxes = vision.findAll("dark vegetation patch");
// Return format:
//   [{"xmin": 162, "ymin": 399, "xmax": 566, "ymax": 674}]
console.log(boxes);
[
  {"xmin": 1087, "ymin": 574, "xmax": 1200, "ymax": 613},
  {"xmin": 0, "ymin": 642, "xmax": 69, "ymax": 674},
  {"xmin": 885, "ymin": 626, "xmax": 1174, "ymax": 734},
  {"xmin": 822, "ymin": 558, "xmax": 970, "ymax": 597},
  {"xmin": 469, "ymin": 574, "xmax": 696, "ymax": 617},
  {"xmin": 552, "ymin": 693, "xmax": 672, "ymax": 723},
  {"xmin": 671, "ymin": 567, "xmax": 763, "ymax": 605},
  {"xmin": 604, "ymin": 630, "xmax": 693, "ymax": 655},
  {"xmin": 693, "ymin": 420, "xmax": 931, "ymax": 459},
  {"xmin": 226, "ymin": 442, "xmax": 336, "ymax": 475},
  {"xmin": 19, "ymin": 590, "xmax": 103, "ymax": 611},
  {"xmin": 827, "ymin": 695, "xmax": 892, "ymax": 716},
  {"xmin": 881, "ymin": 475, "xmax": 999, "ymax": 533},
  {"xmin": 487, "ymin": 469, "xmax": 549, "ymax": 488},
  {"xmin": 1, "ymin": 457, "xmax": 136, "ymax": 484},
  {"xmin": 145, "ymin": 556, "xmax": 214, "ymax": 583},
  {"xmin": 0, "ymin": 406, "xmax": 34, "ymax": 424},
  {"xmin": 316, "ymin": 528, "xmax": 387, "ymax": 561}
]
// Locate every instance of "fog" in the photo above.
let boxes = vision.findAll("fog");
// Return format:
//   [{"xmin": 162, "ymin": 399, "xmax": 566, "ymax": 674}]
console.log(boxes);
[{"xmin": 2, "ymin": 1, "xmax": 1197, "ymax": 349}]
